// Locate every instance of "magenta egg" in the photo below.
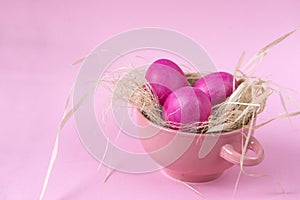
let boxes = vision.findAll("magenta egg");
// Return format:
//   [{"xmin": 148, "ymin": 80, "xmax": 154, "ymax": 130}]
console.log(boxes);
[
  {"xmin": 153, "ymin": 59, "xmax": 185, "ymax": 75},
  {"xmin": 162, "ymin": 87, "xmax": 212, "ymax": 127},
  {"xmin": 194, "ymin": 72, "xmax": 238, "ymax": 106},
  {"xmin": 145, "ymin": 59, "xmax": 188, "ymax": 105}
]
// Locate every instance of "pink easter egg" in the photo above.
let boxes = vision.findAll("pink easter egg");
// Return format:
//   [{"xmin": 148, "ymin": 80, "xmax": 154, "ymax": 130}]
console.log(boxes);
[
  {"xmin": 194, "ymin": 72, "xmax": 238, "ymax": 106},
  {"xmin": 162, "ymin": 87, "xmax": 212, "ymax": 128},
  {"xmin": 145, "ymin": 59, "xmax": 188, "ymax": 105}
]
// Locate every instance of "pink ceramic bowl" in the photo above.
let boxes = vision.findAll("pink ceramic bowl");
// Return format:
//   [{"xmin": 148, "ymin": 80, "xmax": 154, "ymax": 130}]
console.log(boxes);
[{"xmin": 136, "ymin": 110, "xmax": 264, "ymax": 182}]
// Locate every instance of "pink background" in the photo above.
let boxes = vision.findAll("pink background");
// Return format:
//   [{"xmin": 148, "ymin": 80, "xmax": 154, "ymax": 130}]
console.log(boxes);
[{"xmin": 1, "ymin": 0, "xmax": 300, "ymax": 199}]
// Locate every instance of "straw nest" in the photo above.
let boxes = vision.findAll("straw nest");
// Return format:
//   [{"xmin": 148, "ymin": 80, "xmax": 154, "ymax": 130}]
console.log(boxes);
[{"xmin": 128, "ymin": 71, "xmax": 271, "ymax": 134}]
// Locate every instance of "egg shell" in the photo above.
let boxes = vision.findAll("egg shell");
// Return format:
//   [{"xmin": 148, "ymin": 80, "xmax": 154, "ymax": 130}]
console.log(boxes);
[
  {"xmin": 162, "ymin": 87, "xmax": 212, "ymax": 127},
  {"xmin": 194, "ymin": 72, "xmax": 238, "ymax": 106},
  {"xmin": 153, "ymin": 59, "xmax": 185, "ymax": 75},
  {"xmin": 145, "ymin": 59, "xmax": 188, "ymax": 105}
]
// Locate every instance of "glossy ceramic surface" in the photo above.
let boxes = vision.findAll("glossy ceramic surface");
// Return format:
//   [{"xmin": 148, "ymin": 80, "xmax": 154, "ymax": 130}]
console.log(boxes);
[{"xmin": 136, "ymin": 110, "xmax": 264, "ymax": 182}]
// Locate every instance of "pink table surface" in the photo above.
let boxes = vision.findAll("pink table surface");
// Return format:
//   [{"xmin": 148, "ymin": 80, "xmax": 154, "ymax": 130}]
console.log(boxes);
[{"xmin": 1, "ymin": 0, "xmax": 300, "ymax": 199}]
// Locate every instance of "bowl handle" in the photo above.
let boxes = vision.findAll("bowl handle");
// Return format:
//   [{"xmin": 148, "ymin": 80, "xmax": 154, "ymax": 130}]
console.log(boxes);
[{"xmin": 220, "ymin": 136, "xmax": 264, "ymax": 166}]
